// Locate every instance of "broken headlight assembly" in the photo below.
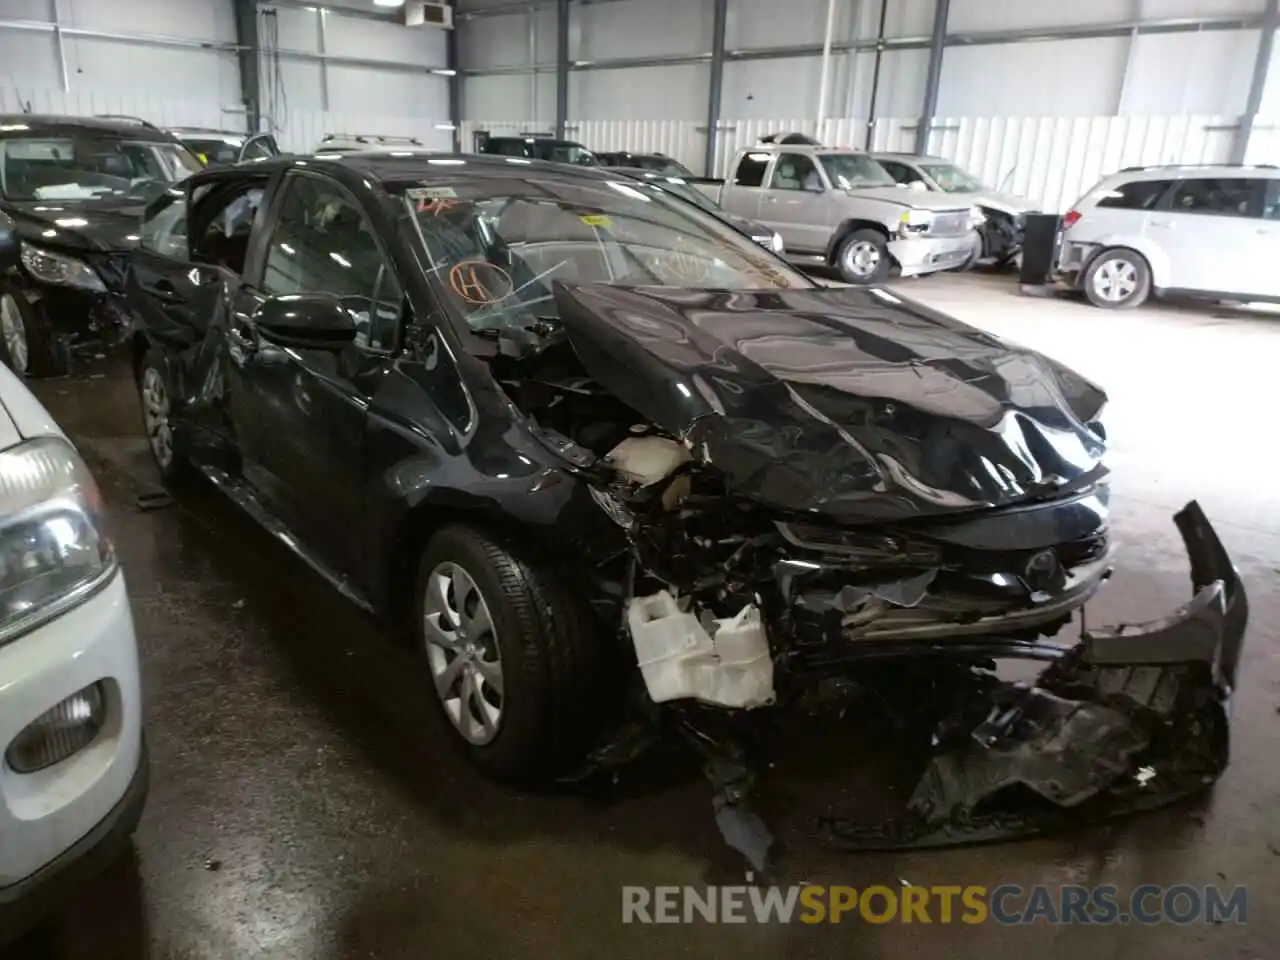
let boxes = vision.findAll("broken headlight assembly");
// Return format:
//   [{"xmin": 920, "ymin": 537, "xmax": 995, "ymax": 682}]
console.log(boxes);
[
  {"xmin": 896, "ymin": 209, "xmax": 934, "ymax": 239},
  {"xmin": 20, "ymin": 241, "xmax": 107, "ymax": 292},
  {"xmin": 0, "ymin": 437, "xmax": 116, "ymax": 646}
]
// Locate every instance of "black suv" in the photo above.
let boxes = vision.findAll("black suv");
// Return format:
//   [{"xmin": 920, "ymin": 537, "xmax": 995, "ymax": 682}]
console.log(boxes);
[
  {"xmin": 477, "ymin": 133, "xmax": 597, "ymax": 166},
  {"xmin": 121, "ymin": 153, "xmax": 1244, "ymax": 849},
  {"xmin": 597, "ymin": 151, "xmax": 692, "ymax": 177},
  {"xmin": 0, "ymin": 114, "xmax": 202, "ymax": 376}
]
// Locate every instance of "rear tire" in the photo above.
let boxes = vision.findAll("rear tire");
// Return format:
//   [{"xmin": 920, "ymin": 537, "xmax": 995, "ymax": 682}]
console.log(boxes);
[
  {"xmin": 135, "ymin": 344, "xmax": 192, "ymax": 487},
  {"xmin": 414, "ymin": 524, "xmax": 604, "ymax": 782},
  {"xmin": 835, "ymin": 229, "xmax": 892, "ymax": 284},
  {"xmin": 1082, "ymin": 247, "xmax": 1151, "ymax": 309},
  {"xmin": 0, "ymin": 289, "xmax": 65, "ymax": 378}
]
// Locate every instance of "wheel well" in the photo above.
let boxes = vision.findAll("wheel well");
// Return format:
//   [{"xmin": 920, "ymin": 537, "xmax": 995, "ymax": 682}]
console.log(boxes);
[
  {"xmin": 385, "ymin": 502, "xmax": 518, "ymax": 636},
  {"xmin": 1083, "ymin": 245, "xmax": 1151, "ymax": 278},
  {"xmin": 827, "ymin": 219, "xmax": 891, "ymax": 264}
]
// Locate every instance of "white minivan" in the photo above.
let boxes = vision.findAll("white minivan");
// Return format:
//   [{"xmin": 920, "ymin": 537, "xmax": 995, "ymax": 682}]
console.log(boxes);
[
  {"xmin": 1056, "ymin": 163, "xmax": 1280, "ymax": 308},
  {"xmin": 0, "ymin": 215, "xmax": 146, "ymax": 942}
]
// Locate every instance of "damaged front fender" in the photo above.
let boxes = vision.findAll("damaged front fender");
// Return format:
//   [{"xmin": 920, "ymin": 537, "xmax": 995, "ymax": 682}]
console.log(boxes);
[{"xmin": 822, "ymin": 500, "xmax": 1247, "ymax": 850}]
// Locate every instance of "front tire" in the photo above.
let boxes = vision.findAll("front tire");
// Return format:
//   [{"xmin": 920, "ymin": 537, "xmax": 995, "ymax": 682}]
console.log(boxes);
[
  {"xmin": 0, "ymin": 289, "xmax": 64, "ymax": 378},
  {"xmin": 1083, "ymin": 247, "xmax": 1151, "ymax": 309},
  {"xmin": 136, "ymin": 344, "xmax": 191, "ymax": 486},
  {"xmin": 415, "ymin": 525, "xmax": 603, "ymax": 782},
  {"xmin": 835, "ymin": 228, "xmax": 892, "ymax": 284}
]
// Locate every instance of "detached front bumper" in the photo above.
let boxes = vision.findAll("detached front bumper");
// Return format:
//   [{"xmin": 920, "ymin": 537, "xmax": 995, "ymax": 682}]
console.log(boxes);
[
  {"xmin": 889, "ymin": 234, "xmax": 976, "ymax": 277},
  {"xmin": 822, "ymin": 501, "xmax": 1248, "ymax": 850}
]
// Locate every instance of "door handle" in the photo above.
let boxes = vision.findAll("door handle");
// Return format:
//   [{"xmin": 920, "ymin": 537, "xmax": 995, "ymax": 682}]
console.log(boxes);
[
  {"xmin": 148, "ymin": 279, "xmax": 180, "ymax": 301},
  {"xmin": 1148, "ymin": 219, "xmax": 1174, "ymax": 229},
  {"xmin": 763, "ymin": 195, "xmax": 777, "ymax": 203}
]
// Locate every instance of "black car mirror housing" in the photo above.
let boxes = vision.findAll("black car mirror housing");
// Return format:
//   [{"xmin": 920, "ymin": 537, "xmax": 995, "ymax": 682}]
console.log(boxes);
[{"xmin": 254, "ymin": 294, "xmax": 356, "ymax": 350}]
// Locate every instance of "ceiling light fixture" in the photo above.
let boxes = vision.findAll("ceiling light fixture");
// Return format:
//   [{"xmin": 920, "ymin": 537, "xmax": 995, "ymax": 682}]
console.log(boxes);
[{"xmin": 373, "ymin": 0, "xmax": 405, "ymax": 7}]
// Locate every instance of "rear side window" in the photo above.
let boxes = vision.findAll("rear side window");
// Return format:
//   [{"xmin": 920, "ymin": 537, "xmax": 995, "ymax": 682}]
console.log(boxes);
[
  {"xmin": 1094, "ymin": 179, "xmax": 1172, "ymax": 210},
  {"xmin": 1167, "ymin": 177, "xmax": 1263, "ymax": 218},
  {"xmin": 733, "ymin": 153, "xmax": 770, "ymax": 187}
]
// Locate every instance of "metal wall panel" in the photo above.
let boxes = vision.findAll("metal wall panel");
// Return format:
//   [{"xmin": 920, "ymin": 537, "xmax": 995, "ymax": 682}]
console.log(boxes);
[{"xmin": 461, "ymin": 113, "xmax": 1238, "ymax": 211}]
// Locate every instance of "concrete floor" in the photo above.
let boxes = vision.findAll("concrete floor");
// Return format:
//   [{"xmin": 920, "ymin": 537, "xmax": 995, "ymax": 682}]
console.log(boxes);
[{"xmin": 14, "ymin": 273, "xmax": 1280, "ymax": 959}]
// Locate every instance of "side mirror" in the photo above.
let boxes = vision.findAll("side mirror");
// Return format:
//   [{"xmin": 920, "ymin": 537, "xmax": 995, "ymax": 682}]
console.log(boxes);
[
  {"xmin": 0, "ymin": 212, "xmax": 18, "ymax": 271},
  {"xmin": 254, "ymin": 293, "xmax": 356, "ymax": 350},
  {"xmin": 907, "ymin": 180, "xmax": 929, "ymax": 192}
]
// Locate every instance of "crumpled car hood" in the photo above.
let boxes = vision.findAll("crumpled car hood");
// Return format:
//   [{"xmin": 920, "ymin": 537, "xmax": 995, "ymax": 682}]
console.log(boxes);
[{"xmin": 552, "ymin": 283, "xmax": 1108, "ymax": 523}]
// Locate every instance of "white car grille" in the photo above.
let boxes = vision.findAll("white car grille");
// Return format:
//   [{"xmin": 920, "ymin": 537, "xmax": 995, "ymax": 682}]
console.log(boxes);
[{"xmin": 928, "ymin": 211, "xmax": 970, "ymax": 237}]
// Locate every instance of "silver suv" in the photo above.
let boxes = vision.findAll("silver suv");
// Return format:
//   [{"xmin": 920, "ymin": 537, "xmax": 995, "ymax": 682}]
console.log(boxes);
[{"xmin": 1056, "ymin": 164, "xmax": 1280, "ymax": 308}]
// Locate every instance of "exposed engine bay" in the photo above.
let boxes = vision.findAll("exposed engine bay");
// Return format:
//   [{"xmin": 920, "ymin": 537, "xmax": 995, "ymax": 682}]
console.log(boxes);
[{"xmin": 489, "ymin": 316, "xmax": 1248, "ymax": 872}]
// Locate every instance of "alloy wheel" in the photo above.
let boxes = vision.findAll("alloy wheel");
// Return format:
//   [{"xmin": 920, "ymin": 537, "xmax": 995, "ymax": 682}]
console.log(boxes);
[
  {"xmin": 844, "ymin": 240, "xmax": 882, "ymax": 279},
  {"xmin": 423, "ymin": 561, "xmax": 505, "ymax": 745},
  {"xmin": 141, "ymin": 366, "xmax": 174, "ymax": 468},
  {"xmin": 1092, "ymin": 258, "xmax": 1138, "ymax": 303},
  {"xmin": 0, "ymin": 294, "xmax": 28, "ymax": 375}
]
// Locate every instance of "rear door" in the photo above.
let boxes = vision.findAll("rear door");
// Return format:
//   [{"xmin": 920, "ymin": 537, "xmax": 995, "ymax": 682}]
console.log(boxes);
[
  {"xmin": 757, "ymin": 151, "xmax": 832, "ymax": 253},
  {"xmin": 227, "ymin": 170, "xmax": 406, "ymax": 572},
  {"xmin": 1150, "ymin": 176, "xmax": 1263, "ymax": 295},
  {"xmin": 720, "ymin": 152, "xmax": 770, "ymax": 220}
]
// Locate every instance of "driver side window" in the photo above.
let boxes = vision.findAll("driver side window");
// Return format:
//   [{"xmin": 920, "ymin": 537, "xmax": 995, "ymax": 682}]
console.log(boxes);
[
  {"xmin": 768, "ymin": 153, "xmax": 821, "ymax": 192},
  {"xmin": 261, "ymin": 175, "xmax": 404, "ymax": 353}
]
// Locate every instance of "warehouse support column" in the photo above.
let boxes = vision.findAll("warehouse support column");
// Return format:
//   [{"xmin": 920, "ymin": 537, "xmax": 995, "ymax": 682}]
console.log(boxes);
[
  {"xmin": 233, "ymin": 0, "xmax": 262, "ymax": 133},
  {"xmin": 815, "ymin": 0, "xmax": 838, "ymax": 138},
  {"xmin": 704, "ymin": 0, "xmax": 728, "ymax": 176},
  {"xmin": 1233, "ymin": 0, "xmax": 1278, "ymax": 164},
  {"xmin": 447, "ymin": 0, "xmax": 462, "ymax": 152},
  {"xmin": 914, "ymin": 0, "xmax": 949, "ymax": 155},
  {"xmin": 555, "ymin": 0, "xmax": 570, "ymax": 139}
]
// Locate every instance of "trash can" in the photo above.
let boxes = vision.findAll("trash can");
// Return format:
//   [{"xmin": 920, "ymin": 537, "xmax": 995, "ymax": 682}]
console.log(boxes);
[{"xmin": 1019, "ymin": 213, "xmax": 1062, "ymax": 286}]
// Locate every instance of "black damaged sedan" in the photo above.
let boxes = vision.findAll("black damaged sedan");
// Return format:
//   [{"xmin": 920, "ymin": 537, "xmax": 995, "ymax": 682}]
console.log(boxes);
[
  {"xmin": 0, "ymin": 114, "xmax": 203, "ymax": 376},
  {"xmin": 123, "ymin": 152, "xmax": 1247, "ymax": 857}
]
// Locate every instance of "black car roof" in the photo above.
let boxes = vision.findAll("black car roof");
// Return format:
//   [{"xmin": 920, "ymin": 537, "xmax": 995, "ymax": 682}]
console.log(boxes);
[
  {"xmin": 240, "ymin": 151, "xmax": 622, "ymax": 185},
  {"xmin": 0, "ymin": 114, "xmax": 182, "ymax": 141}
]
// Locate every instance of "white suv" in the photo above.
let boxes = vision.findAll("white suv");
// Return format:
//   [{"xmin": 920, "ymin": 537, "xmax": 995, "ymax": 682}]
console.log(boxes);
[
  {"xmin": 0, "ymin": 361, "xmax": 146, "ymax": 942},
  {"xmin": 1056, "ymin": 164, "xmax": 1280, "ymax": 308}
]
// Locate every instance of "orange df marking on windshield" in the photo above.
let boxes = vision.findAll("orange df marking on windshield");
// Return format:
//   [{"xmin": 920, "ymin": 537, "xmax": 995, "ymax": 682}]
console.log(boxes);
[
  {"xmin": 418, "ymin": 197, "xmax": 462, "ymax": 216},
  {"xmin": 449, "ymin": 260, "xmax": 514, "ymax": 304}
]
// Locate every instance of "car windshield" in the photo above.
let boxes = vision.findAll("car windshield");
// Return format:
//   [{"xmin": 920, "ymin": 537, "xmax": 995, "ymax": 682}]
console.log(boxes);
[
  {"xmin": 0, "ymin": 134, "xmax": 203, "ymax": 201},
  {"xmin": 401, "ymin": 174, "xmax": 810, "ymax": 349},
  {"xmin": 921, "ymin": 162, "xmax": 986, "ymax": 193},
  {"xmin": 819, "ymin": 153, "xmax": 896, "ymax": 189},
  {"xmin": 180, "ymin": 138, "xmax": 239, "ymax": 166}
]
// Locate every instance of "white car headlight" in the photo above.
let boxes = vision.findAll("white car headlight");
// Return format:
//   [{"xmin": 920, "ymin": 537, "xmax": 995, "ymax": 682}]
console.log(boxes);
[
  {"xmin": 0, "ymin": 437, "xmax": 115, "ymax": 646},
  {"xmin": 20, "ymin": 242, "xmax": 107, "ymax": 292},
  {"xmin": 970, "ymin": 205, "xmax": 987, "ymax": 227}
]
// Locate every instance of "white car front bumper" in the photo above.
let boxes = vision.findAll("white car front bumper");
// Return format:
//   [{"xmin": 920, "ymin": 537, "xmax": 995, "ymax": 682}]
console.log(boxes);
[{"xmin": 0, "ymin": 569, "xmax": 146, "ymax": 938}]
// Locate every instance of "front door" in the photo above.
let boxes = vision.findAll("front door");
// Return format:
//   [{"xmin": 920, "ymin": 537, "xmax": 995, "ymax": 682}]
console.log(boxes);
[
  {"xmin": 226, "ymin": 171, "xmax": 405, "ymax": 574},
  {"xmin": 757, "ymin": 151, "xmax": 831, "ymax": 253}
]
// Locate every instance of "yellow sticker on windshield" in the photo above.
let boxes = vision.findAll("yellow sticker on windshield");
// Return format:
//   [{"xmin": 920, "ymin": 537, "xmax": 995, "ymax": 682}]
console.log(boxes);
[{"xmin": 580, "ymin": 214, "xmax": 612, "ymax": 228}]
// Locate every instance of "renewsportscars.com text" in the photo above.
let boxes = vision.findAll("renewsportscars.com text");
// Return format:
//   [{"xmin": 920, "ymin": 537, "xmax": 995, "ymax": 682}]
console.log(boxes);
[{"xmin": 622, "ymin": 884, "xmax": 1247, "ymax": 925}]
